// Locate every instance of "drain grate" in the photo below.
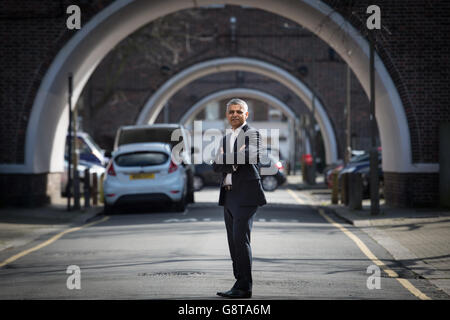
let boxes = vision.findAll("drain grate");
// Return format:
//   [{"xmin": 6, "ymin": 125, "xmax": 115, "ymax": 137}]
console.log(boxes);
[
  {"xmin": 379, "ymin": 268, "xmax": 425, "ymax": 280},
  {"xmin": 138, "ymin": 271, "xmax": 205, "ymax": 277}
]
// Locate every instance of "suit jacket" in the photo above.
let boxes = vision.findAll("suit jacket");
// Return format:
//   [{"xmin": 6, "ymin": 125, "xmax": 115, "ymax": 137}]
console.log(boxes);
[{"xmin": 212, "ymin": 124, "xmax": 267, "ymax": 207}]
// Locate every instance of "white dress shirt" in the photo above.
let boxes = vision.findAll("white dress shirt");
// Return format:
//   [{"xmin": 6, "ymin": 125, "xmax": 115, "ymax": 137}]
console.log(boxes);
[{"xmin": 223, "ymin": 122, "xmax": 247, "ymax": 186}]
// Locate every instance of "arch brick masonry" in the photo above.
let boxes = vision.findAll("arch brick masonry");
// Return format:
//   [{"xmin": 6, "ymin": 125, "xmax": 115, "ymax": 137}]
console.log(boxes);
[{"xmin": 0, "ymin": 0, "xmax": 448, "ymax": 207}]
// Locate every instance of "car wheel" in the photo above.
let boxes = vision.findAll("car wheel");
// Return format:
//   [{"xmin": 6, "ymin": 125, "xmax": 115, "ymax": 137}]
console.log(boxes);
[
  {"xmin": 379, "ymin": 179, "xmax": 385, "ymax": 199},
  {"xmin": 193, "ymin": 175, "xmax": 204, "ymax": 191},
  {"xmin": 187, "ymin": 191, "xmax": 195, "ymax": 203},
  {"xmin": 187, "ymin": 171, "xmax": 195, "ymax": 203},
  {"xmin": 173, "ymin": 195, "xmax": 186, "ymax": 212},
  {"xmin": 262, "ymin": 175, "xmax": 278, "ymax": 191},
  {"xmin": 104, "ymin": 203, "xmax": 115, "ymax": 215}
]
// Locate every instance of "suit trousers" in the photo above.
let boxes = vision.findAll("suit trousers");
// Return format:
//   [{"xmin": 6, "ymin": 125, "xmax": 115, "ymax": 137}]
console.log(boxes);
[{"xmin": 223, "ymin": 189, "xmax": 258, "ymax": 291}]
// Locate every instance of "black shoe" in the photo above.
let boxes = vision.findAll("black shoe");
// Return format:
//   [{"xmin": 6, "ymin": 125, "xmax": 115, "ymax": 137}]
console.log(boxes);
[{"xmin": 216, "ymin": 288, "xmax": 252, "ymax": 298}]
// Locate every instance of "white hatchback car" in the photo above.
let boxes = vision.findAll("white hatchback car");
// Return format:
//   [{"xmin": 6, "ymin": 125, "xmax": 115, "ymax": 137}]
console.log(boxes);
[{"xmin": 103, "ymin": 142, "xmax": 188, "ymax": 213}]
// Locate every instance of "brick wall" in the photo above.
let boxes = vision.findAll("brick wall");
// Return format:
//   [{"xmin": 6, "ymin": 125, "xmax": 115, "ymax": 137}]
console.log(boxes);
[
  {"xmin": 1, "ymin": 1, "xmax": 448, "ymax": 207},
  {"xmin": 0, "ymin": 0, "xmax": 114, "ymax": 164},
  {"xmin": 322, "ymin": 0, "xmax": 450, "ymax": 163},
  {"xmin": 0, "ymin": 173, "xmax": 62, "ymax": 207},
  {"xmin": 384, "ymin": 172, "xmax": 439, "ymax": 207},
  {"xmin": 82, "ymin": 6, "xmax": 372, "ymax": 161}
]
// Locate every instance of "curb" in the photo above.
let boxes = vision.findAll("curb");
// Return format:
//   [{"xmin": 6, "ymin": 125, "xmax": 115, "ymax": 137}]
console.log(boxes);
[
  {"xmin": 325, "ymin": 204, "xmax": 450, "ymax": 298},
  {"xmin": 0, "ymin": 206, "xmax": 104, "ymax": 254},
  {"xmin": 328, "ymin": 205, "xmax": 373, "ymax": 227},
  {"xmin": 71, "ymin": 207, "xmax": 105, "ymax": 224}
]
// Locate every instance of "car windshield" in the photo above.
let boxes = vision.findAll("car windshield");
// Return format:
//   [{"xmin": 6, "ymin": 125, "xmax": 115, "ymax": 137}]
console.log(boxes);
[
  {"xmin": 268, "ymin": 153, "xmax": 279, "ymax": 162},
  {"xmin": 84, "ymin": 134, "xmax": 103, "ymax": 153},
  {"xmin": 350, "ymin": 153, "xmax": 370, "ymax": 163},
  {"xmin": 266, "ymin": 148, "xmax": 283, "ymax": 160},
  {"xmin": 118, "ymin": 128, "xmax": 182, "ymax": 148},
  {"xmin": 115, "ymin": 151, "xmax": 169, "ymax": 167}
]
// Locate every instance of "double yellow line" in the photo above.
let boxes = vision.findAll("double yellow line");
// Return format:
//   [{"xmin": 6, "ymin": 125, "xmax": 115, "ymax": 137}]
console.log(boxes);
[
  {"xmin": 0, "ymin": 216, "xmax": 109, "ymax": 268},
  {"xmin": 287, "ymin": 188, "xmax": 430, "ymax": 300}
]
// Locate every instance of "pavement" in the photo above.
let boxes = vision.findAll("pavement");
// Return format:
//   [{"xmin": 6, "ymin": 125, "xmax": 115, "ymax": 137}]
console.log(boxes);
[
  {"xmin": 322, "ymin": 204, "xmax": 450, "ymax": 297},
  {"xmin": 290, "ymin": 175, "xmax": 450, "ymax": 297},
  {"xmin": 0, "ymin": 176, "xmax": 449, "ymax": 298},
  {"xmin": 0, "ymin": 197, "xmax": 103, "ymax": 253}
]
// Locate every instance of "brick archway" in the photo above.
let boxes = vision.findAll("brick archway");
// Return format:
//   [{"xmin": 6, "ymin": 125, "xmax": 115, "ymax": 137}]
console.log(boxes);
[
  {"xmin": 179, "ymin": 88, "xmax": 298, "ymax": 125},
  {"xmin": 3, "ymin": 0, "xmax": 430, "ymax": 176},
  {"xmin": 1, "ymin": 0, "xmax": 440, "ymax": 207},
  {"xmin": 178, "ymin": 87, "xmax": 310, "ymax": 170},
  {"xmin": 137, "ymin": 57, "xmax": 338, "ymax": 165}
]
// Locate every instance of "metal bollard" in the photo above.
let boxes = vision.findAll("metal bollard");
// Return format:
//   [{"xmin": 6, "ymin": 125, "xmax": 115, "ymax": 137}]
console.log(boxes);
[
  {"xmin": 84, "ymin": 168, "xmax": 91, "ymax": 209},
  {"xmin": 99, "ymin": 173, "xmax": 105, "ymax": 204},
  {"xmin": 340, "ymin": 173, "xmax": 349, "ymax": 205},
  {"xmin": 301, "ymin": 158, "xmax": 306, "ymax": 184},
  {"xmin": 348, "ymin": 172, "xmax": 362, "ymax": 210},
  {"xmin": 73, "ymin": 167, "xmax": 81, "ymax": 210},
  {"xmin": 92, "ymin": 173, "xmax": 98, "ymax": 206},
  {"xmin": 331, "ymin": 171, "xmax": 339, "ymax": 204}
]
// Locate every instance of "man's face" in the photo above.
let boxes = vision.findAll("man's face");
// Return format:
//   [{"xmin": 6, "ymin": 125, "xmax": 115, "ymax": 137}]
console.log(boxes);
[{"xmin": 226, "ymin": 104, "xmax": 248, "ymax": 129}]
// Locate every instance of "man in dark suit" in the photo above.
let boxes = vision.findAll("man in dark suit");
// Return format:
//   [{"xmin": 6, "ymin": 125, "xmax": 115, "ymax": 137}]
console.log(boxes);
[{"xmin": 213, "ymin": 98, "xmax": 267, "ymax": 299}]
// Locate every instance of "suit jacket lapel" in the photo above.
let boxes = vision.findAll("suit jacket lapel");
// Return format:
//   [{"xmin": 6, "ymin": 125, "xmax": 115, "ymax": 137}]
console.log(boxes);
[
  {"xmin": 233, "ymin": 134, "xmax": 238, "ymax": 153},
  {"xmin": 223, "ymin": 125, "xmax": 249, "ymax": 167},
  {"xmin": 235, "ymin": 124, "xmax": 249, "ymax": 151},
  {"xmin": 223, "ymin": 133, "xmax": 232, "ymax": 153}
]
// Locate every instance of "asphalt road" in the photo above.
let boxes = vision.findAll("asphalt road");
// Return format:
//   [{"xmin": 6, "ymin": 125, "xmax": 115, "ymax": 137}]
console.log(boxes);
[{"xmin": 0, "ymin": 187, "xmax": 447, "ymax": 300}]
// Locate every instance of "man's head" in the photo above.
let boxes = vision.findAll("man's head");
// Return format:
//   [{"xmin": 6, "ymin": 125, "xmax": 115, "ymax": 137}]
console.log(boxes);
[{"xmin": 226, "ymin": 98, "xmax": 249, "ymax": 129}]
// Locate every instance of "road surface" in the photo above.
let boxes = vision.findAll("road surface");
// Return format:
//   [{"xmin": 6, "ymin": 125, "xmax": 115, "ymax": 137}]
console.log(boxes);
[{"xmin": 0, "ymin": 186, "xmax": 447, "ymax": 300}]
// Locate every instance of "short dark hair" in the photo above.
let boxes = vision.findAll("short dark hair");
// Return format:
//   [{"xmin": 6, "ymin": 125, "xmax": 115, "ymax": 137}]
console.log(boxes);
[{"xmin": 226, "ymin": 98, "xmax": 248, "ymax": 113}]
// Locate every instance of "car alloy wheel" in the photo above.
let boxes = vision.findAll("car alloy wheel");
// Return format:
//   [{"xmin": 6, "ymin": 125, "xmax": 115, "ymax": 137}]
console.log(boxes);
[
  {"xmin": 379, "ymin": 179, "xmax": 384, "ymax": 199},
  {"xmin": 262, "ymin": 175, "xmax": 278, "ymax": 191},
  {"xmin": 193, "ymin": 175, "xmax": 204, "ymax": 191}
]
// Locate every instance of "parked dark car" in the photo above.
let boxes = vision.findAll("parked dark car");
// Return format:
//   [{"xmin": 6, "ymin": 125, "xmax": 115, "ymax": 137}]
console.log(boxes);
[
  {"xmin": 61, "ymin": 159, "xmax": 105, "ymax": 197},
  {"xmin": 351, "ymin": 162, "xmax": 384, "ymax": 199},
  {"xmin": 62, "ymin": 132, "xmax": 107, "ymax": 196},
  {"xmin": 266, "ymin": 147, "xmax": 289, "ymax": 173},
  {"xmin": 338, "ymin": 149, "xmax": 383, "ymax": 199},
  {"xmin": 193, "ymin": 162, "xmax": 222, "ymax": 191},
  {"xmin": 260, "ymin": 153, "xmax": 287, "ymax": 191},
  {"xmin": 324, "ymin": 151, "xmax": 367, "ymax": 188},
  {"xmin": 65, "ymin": 132, "xmax": 108, "ymax": 167},
  {"xmin": 338, "ymin": 153, "xmax": 371, "ymax": 177},
  {"xmin": 323, "ymin": 160, "xmax": 343, "ymax": 186},
  {"xmin": 327, "ymin": 152, "xmax": 372, "ymax": 189},
  {"xmin": 192, "ymin": 153, "xmax": 286, "ymax": 192}
]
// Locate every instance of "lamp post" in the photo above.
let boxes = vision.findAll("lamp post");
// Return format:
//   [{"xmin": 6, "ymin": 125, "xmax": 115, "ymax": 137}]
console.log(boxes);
[
  {"xmin": 67, "ymin": 74, "xmax": 73, "ymax": 211},
  {"xmin": 369, "ymin": 31, "xmax": 380, "ymax": 215},
  {"xmin": 345, "ymin": 65, "xmax": 352, "ymax": 165}
]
